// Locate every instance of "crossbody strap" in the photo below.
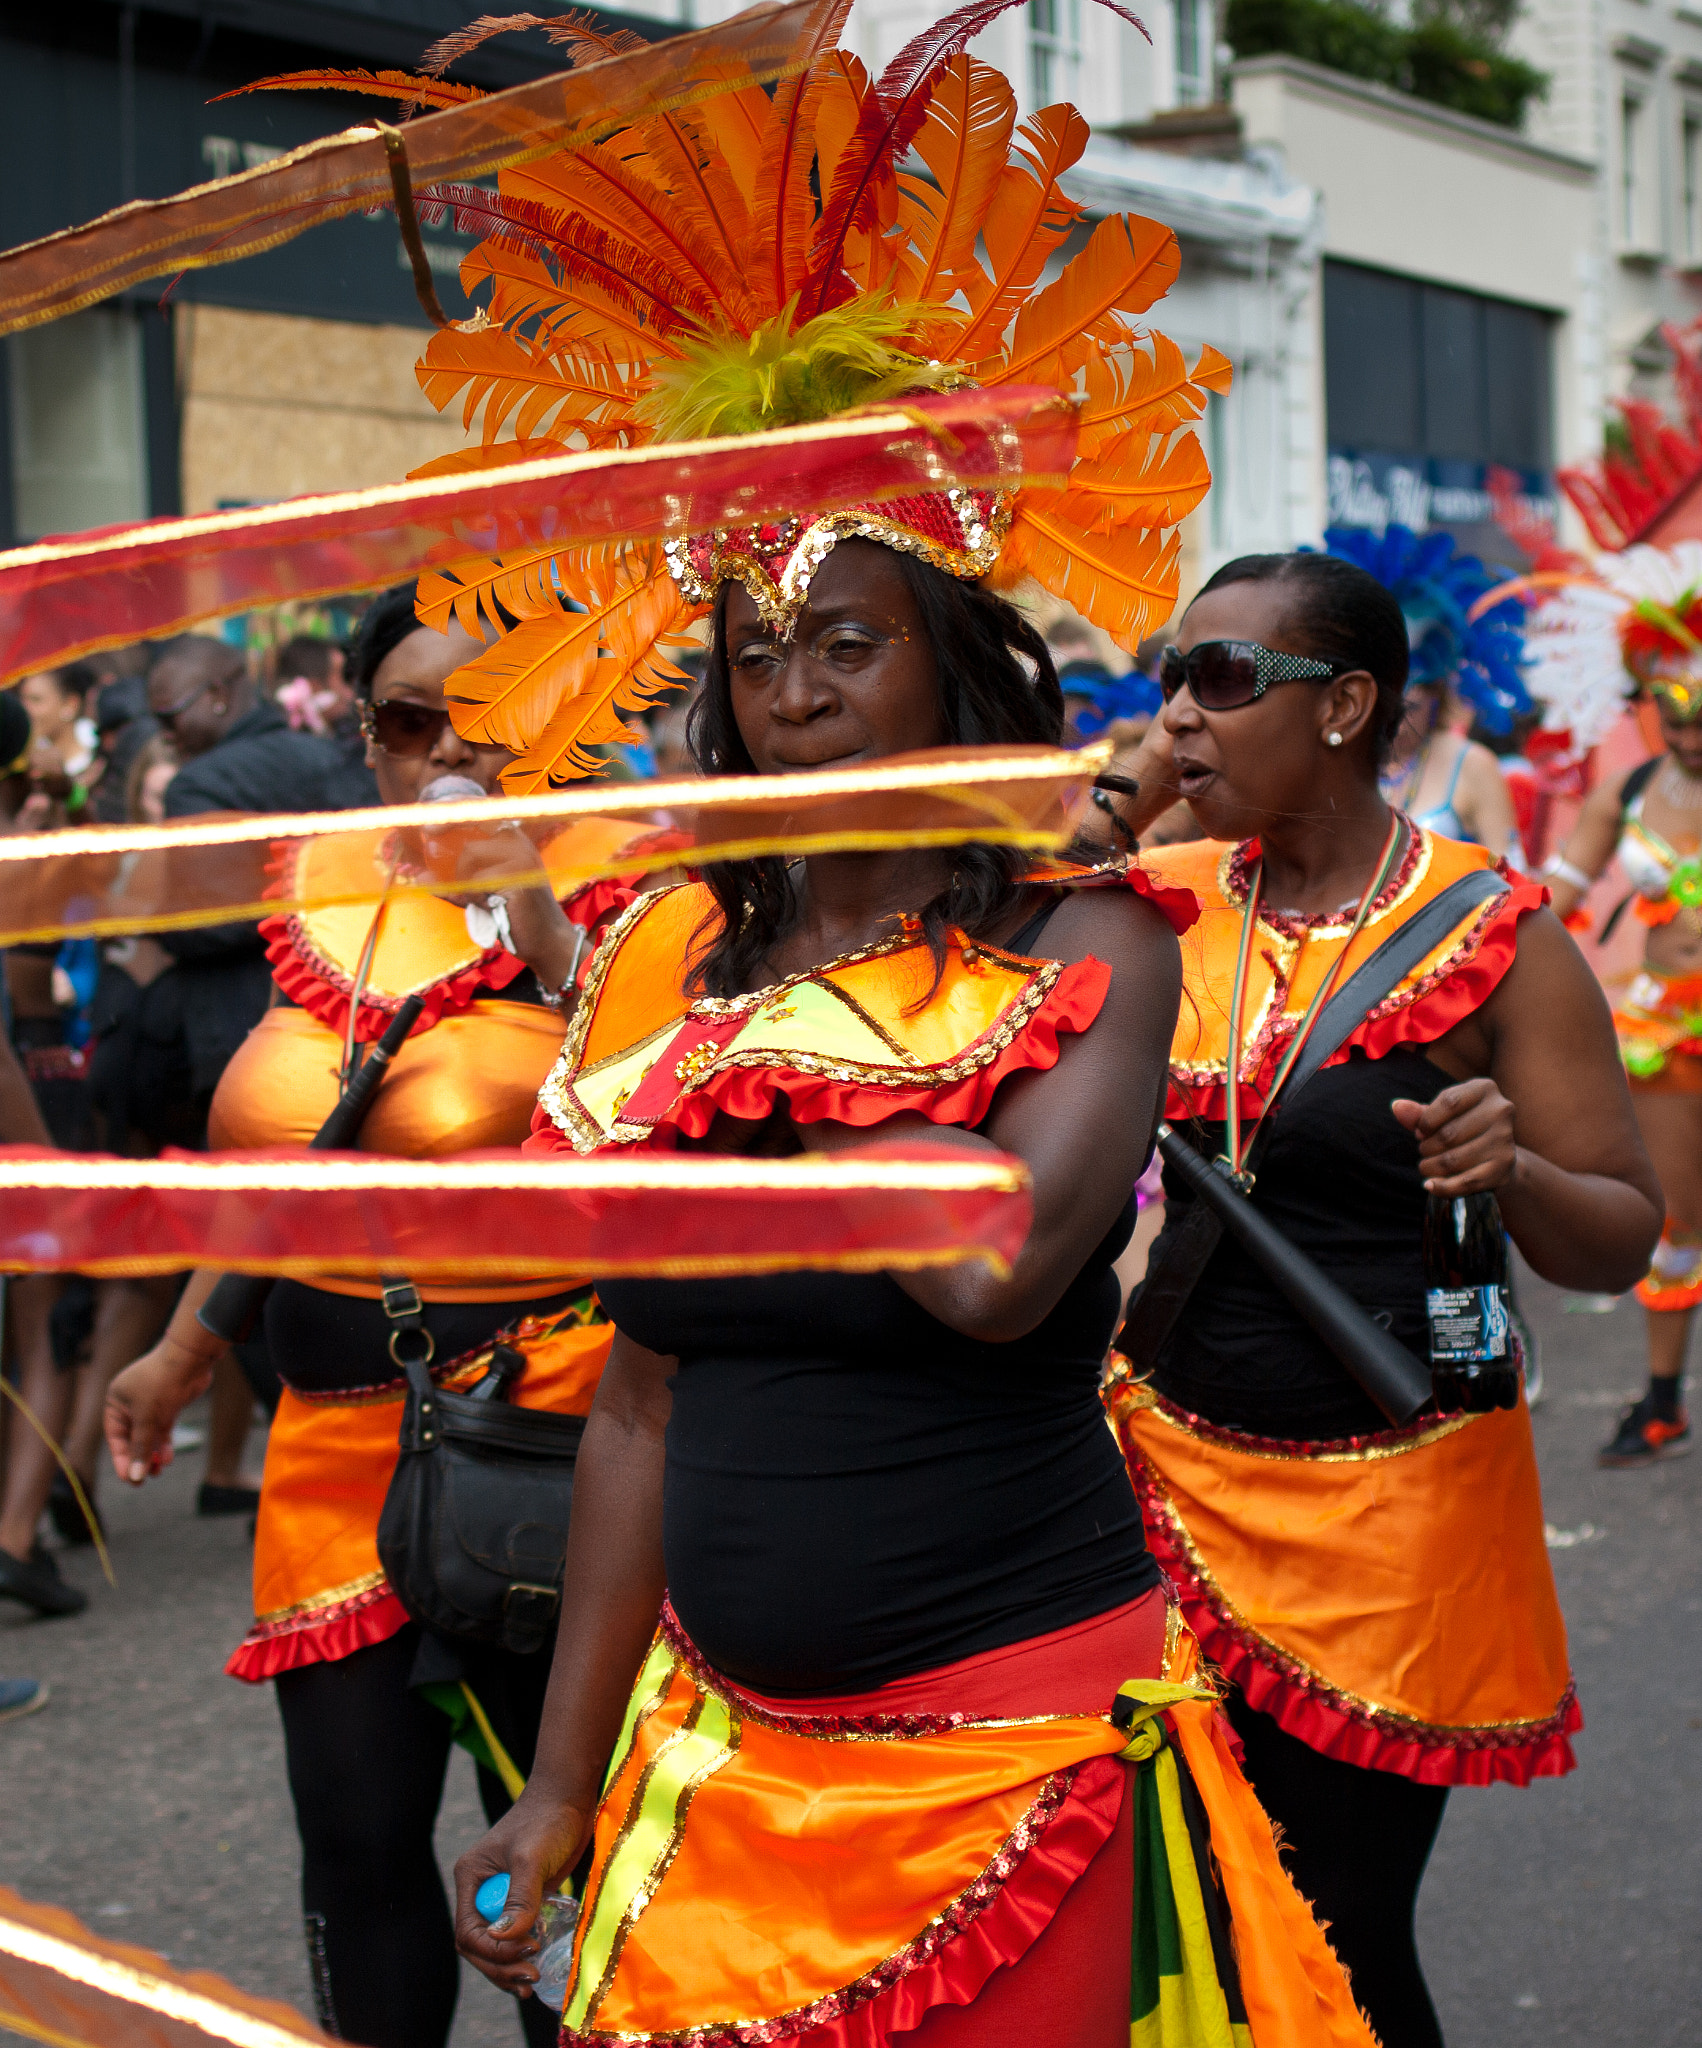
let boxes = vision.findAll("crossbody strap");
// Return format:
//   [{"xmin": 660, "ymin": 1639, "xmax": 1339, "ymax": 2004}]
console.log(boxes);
[{"xmin": 1120, "ymin": 863, "xmax": 1512, "ymax": 1367}]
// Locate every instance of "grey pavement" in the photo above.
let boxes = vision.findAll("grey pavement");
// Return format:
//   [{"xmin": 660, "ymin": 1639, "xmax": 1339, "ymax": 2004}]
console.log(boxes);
[{"xmin": 0, "ymin": 1268, "xmax": 1697, "ymax": 2046}]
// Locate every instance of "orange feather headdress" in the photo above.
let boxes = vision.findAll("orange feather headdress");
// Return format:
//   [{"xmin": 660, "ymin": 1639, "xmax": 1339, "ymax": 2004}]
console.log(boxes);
[{"xmin": 266, "ymin": 1, "xmax": 1229, "ymax": 789}]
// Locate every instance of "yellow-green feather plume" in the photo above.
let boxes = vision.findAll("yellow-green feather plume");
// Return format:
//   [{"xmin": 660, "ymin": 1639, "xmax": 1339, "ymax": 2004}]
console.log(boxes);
[{"xmin": 635, "ymin": 298, "xmax": 956, "ymax": 441}]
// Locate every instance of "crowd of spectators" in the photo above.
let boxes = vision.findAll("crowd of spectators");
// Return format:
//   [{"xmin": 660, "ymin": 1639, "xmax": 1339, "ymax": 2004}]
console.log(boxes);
[{"xmin": 0, "ymin": 626, "xmax": 379, "ymax": 1713}]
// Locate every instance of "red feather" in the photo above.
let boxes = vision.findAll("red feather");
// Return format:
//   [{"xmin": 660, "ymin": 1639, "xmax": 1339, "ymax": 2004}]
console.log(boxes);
[
  {"xmin": 751, "ymin": 0, "xmax": 855, "ymax": 316},
  {"xmin": 210, "ymin": 68, "xmax": 483, "ymax": 110},
  {"xmin": 416, "ymin": 14, "xmax": 556, "ymax": 79},
  {"xmin": 540, "ymin": 9, "xmax": 650, "ymax": 60},
  {"xmin": 803, "ymin": 0, "xmax": 1148, "ymax": 318}
]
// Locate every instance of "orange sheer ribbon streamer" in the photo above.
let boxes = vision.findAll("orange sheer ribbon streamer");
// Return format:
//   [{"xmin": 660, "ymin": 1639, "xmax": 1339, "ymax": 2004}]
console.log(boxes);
[
  {"xmin": 0, "ymin": 1883, "xmax": 333, "ymax": 2048},
  {"xmin": 0, "ymin": 744, "xmax": 1104, "ymax": 946},
  {"xmin": 0, "ymin": 1143, "xmax": 1032, "ymax": 1283},
  {"xmin": 0, "ymin": 391, "xmax": 1074, "ymax": 684},
  {"xmin": 0, "ymin": 0, "xmax": 829, "ymax": 337}
]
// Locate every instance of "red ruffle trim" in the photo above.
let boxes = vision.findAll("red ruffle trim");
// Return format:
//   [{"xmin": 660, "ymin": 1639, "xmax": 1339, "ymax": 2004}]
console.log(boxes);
[
  {"xmin": 1129, "ymin": 1462, "xmax": 1581, "ymax": 1788},
  {"xmin": 259, "ymin": 873, "xmax": 642, "ymax": 1043},
  {"xmin": 529, "ymin": 956, "xmax": 1113, "ymax": 1155},
  {"xmin": 559, "ymin": 1757, "xmax": 1124, "ymax": 2048},
  {"xmin": 224, "ymin": 1585, "xmax": 410, "ymax": 1683},
  {"xmin": 1126, "ymin": 863, "xmax": 1200, "ymax": 937},
  {"xmin": 1169, "ymin": 877, "xmax": 1546, "ymax": 1122}
]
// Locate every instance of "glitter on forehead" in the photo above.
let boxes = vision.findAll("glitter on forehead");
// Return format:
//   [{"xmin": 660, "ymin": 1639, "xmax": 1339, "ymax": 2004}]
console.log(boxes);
[{"xmin": 664, "ymin": 488, "xmax": 1014, "ymax": 637}]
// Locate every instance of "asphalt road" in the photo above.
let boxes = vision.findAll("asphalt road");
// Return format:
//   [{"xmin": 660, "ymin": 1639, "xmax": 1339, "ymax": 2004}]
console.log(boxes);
[{"xmin": 0, "ymin": 1265, "xmax": 1696, "ymax": 2047}]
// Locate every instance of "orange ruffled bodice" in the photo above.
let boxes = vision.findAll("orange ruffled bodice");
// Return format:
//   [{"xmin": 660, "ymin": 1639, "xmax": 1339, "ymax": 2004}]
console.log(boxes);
[
  {"xmin": 528, "ymin": 856, "xmax": 1197, "ymax": 1155},
  {"xmin": 1142, "ymin": 824, "xmax": 1546, "ymax": 1122}
]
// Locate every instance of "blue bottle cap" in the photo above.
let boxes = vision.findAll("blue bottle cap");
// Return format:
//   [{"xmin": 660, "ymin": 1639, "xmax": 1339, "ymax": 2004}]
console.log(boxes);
[{"xmin": 475, "ymin": 1873, "xmax": 512, "ymax": 1922}]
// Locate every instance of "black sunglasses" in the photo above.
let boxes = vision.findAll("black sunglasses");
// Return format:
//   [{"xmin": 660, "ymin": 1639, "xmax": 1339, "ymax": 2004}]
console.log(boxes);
[
  {"xmin": 1158, "ymin": 640, "xmax": 1352, "ymax": 711},
  {"xmin": 361, "ymin": 697, "xmax": 452, "ymax": 756},
  {"xmin": 153, "ymin": 669, "xmax": 240, "ymax": 730}
]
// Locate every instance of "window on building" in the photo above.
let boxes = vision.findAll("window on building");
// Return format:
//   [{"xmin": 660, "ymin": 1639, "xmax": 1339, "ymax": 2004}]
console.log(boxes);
[
  {"xmin": 1030, "ymin": 0, "xmax": 1082, "ymax": 105},
  {"xmin": 7, "ymin": 306, "xmax": 147, "ymax": 542},
  {"xmin": 1324, "ymin": 260, "xmax": 1552, "ymax": 472},
  {"xmin": 1685, "ymin": 111, "xmax": 1702, "ymax": 264},
  {"xmin": 1622, "ymin": 91, "xmax": 1646, "ymax": 247},
  {"xmin": 1173, "ymin": 0, "xmax": 1210, "ymax": 104}
]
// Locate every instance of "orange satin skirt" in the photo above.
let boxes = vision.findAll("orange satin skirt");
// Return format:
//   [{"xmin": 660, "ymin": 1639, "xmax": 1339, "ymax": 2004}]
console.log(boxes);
[
  {"xmin": 1110, "ymin": 1368, "xmax": 1579, "ymax": 1786},
  {"xmin": 556, "ymin": 1597, "xmax": 1378, "ymax": 2048},
  {"xmin": 228, "ymin": 1301, "xmax": 611, "ymax": 1681}
]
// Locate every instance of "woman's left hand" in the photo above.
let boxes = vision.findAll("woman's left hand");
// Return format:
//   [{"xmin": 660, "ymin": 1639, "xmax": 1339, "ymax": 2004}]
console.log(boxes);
[{"xmin": 1390, "ymin": 1078, "xmax": 1518, "ymax": 1196}]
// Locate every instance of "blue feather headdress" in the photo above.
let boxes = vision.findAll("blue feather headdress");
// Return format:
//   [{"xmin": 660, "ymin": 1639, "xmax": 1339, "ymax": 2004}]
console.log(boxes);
[{"xmin": 1319, "ymin": 525, "xmax": 1533, "ymax": 734}]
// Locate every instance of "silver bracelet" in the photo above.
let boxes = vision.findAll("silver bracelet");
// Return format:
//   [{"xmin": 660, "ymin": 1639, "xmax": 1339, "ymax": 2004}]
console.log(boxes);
[{"xmin": 1540, "ymin": 855, "xmax": 1593, "ymax": 893}]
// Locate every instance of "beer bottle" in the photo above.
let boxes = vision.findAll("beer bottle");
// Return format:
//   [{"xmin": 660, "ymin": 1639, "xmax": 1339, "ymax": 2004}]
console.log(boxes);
[{"xmin": 1422, "ymin": 1192, "xmax": 1519, "ymax": 1412}]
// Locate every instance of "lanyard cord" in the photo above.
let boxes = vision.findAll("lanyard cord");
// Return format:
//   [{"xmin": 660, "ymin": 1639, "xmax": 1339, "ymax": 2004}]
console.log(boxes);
[{"xmin": 1221, "ymin": 814, "xmax": 1407, "ymax": 1185}]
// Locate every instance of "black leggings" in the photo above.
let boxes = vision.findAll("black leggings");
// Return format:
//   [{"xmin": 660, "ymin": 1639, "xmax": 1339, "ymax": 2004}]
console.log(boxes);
[
  {"xmin": 1227, "ymin": 1693, "xmax": 1449, "ymax": 2048},
  {"xmin": 275, "ymin": 1626, "xmax": 557, "ymax": 2048}
]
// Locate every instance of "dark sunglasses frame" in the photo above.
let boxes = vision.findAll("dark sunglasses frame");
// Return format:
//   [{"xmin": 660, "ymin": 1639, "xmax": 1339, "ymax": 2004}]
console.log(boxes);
[
  {"xmin": 361, "ymin": 696, "xmax": 452, "ymax": 756},
  {"xmin": 153, "ymin": 670, "xmax": 239, "ymax": 729},
  {"xmin": 1159, "ymin": 640, "xmax": 1353, "ymax": 710}
]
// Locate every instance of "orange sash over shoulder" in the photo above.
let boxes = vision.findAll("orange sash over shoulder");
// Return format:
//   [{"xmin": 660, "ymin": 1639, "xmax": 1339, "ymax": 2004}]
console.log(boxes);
[
  {"xmin": 1109, "ymin": 1372, "xmax": 1580, "ymax": 1786},
  {"xmin": 528, "ymin": 855, "xmax": 1197, "ymax": 1155},
  {"xmin": 229, "ymin": 1308, "xmax": 611, "ymax": 1681}
]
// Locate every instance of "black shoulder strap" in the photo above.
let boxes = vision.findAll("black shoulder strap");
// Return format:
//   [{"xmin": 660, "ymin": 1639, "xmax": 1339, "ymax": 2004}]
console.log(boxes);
[
  {"xmin": 1279, "ymin": 864, "xmax": 1510, "ymax": 1104},
  {"xmin": 1622, "ymin": 755, "xmax": 1661, "ymax": 811},
  {"xmin": 1119, "ymin": 861, "xmax": 1512, "ymax": 1369}
]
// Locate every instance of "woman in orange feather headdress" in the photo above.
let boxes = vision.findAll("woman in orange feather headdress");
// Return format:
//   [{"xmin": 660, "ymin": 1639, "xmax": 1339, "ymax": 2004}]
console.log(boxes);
[{"xmin": 256, "ymin": 7, "xmax": 1386, "ymax": 2045}]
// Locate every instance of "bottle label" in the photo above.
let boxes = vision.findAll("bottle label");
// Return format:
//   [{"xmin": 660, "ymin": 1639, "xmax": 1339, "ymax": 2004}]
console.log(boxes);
[{"xmin": 1426, "ymin": 1284, "xmax": 1510, "ymax": 1363}]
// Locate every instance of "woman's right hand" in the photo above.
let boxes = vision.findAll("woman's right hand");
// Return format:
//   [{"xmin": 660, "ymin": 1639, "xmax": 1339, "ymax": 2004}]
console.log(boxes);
[
  {"xmin": 104, "ymin": 1336, "xmax": 220, "ymax": 1485},
  {"xmin": 454, "ymin": 1786, "xmax": 594, "ymax": 1994}
]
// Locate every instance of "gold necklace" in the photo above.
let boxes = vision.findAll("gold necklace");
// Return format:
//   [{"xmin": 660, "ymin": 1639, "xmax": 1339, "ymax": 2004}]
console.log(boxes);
[{"xmin": 1221, "ymin": 814, "xmax": 1406, "ymax": 1183}]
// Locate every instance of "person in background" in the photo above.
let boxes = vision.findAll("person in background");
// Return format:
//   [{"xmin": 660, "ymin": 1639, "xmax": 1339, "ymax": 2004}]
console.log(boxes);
[
  {"xmin": 272, "ymin": 635, "xmax": 355, "ymax": 737},
  {"xmin": 90, "ymin": 670, "xmax": 160, "ymax": 825},
  {"xmin": 142, "ymin": 636, "xmax": 379, "ymax": 1512},
  {"xmin": 17, "ymin": 667, "xmax": 97, "ymax": 822},
  {"xmin": 1379, "ymin": 675, "xmax": 1520, "ymax": 859},
  {"xmin": 0, "ymin": 1019, "xmax": 83, "ymax": 1618}
]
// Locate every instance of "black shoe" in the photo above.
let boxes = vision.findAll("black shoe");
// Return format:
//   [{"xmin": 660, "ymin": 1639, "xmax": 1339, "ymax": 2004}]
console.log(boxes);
[
  {"xmin": 0, "ymin": 1544, "xmax": 86, "ymax": 1617},
  {"xmin": 1599, "ymin": 1394, "xmax": 1693, "ymax": 1468},
  {"xmin": 47, "ymin": 1473, "xmax": 101, "ymax": 1547},
  {"xmin": 197, "ymin": 1483, "xmax": 261, "ymax": 1518}
]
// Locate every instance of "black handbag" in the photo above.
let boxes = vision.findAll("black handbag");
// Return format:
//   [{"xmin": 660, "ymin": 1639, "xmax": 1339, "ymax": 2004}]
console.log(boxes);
[{"xmin": 376, "ymin": 1297, "xmax": 586, "ymax": 1656}]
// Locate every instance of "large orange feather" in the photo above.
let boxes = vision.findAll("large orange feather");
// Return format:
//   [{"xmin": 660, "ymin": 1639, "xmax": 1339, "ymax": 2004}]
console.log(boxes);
[
  {"xmin": 406, "ymin": 437, "xmax": 569, "ymax": 482},
  {"xmin": 893, "ymin": 57, "xmax": 1015, "ymax": 309},
  {"xmin": 997, "ymin": 507, "xmax": 1181, "ymax": 651},
  {"xmin": 691, "ymin": 59, "xmax": 773, "ymax": 206},
  {"xmin": 1044, "ymin": 432, "xmax": 1212, "ymax": 533},
  {"xmin": 508, "ymin": 141, "xmax": 752, "ymax": 328},
  {"xmin": 750, "ymin": 0, "xmax": 855, "ymax": 318},
  {"xmin": 1077, "ymin": 335, "xmax": 1228, "ymax": 454},
  {"xmin": 996, "ymin": 212, "xmax": 1178, "ymax": 382},
  {"xmin": 948, "ymin": 103, "xmax": 1088, "ymax": 362}
]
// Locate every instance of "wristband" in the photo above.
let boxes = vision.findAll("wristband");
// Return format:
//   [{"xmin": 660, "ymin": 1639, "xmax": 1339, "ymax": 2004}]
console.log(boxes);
[{"xmin": 1540, "ymin": 855, "xmax": 1593, "ymax": 893}]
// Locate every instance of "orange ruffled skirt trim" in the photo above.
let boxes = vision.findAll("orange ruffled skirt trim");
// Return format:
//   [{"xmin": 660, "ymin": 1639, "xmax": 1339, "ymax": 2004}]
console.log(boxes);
[
  {"xmin": 557, "ymin": 1599, "xmax": 1377, "ymax": 2048},
  {"xmin": 227, "ymin": 1308, "xmax": 611, "ymax": 1682},
  {"xmin": 1110, "ymin": 1372, "xmax": 1579, "ymax": 1787}
]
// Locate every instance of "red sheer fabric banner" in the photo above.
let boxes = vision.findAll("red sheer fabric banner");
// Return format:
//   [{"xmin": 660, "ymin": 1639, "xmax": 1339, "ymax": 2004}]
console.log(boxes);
[
  {"xmin": 0, "ymin": 744, "xmax": 1104, "ymax": 946},
  {"xmin": 0, "ymin": 391, "xmax": 1074, "ymax": 683},
  {"xmin": 0, "ymin": 1883, "xmax": 334, "ymax": 2047},
  {"xmin": 0, "ymin": 1143, "xmax": 1032, "ymax": 1282},
  {"xmin": 0, "ymin": 0, "xmax": 828, "ymax": 337}
]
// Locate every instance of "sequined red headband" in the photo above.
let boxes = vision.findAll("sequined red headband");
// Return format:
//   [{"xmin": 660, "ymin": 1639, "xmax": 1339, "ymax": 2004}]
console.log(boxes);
[{"xmin": 665, "ymin": 487, "xmax": 1014, "ymax": 634}]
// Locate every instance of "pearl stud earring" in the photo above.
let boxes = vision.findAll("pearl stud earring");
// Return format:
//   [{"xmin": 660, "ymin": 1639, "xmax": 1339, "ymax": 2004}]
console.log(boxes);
[{"xmin": 1325, "ymin": 732, "xmax": 1343, "ymax": 747}]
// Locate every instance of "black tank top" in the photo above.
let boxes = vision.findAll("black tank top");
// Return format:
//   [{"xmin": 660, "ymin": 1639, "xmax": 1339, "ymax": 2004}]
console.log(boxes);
[
  {"xmin": 1150, "ymin": 1046, "xmax": 1449, "ymax": 1439},
  {"xmin": 598, "ymin": 1195, "xmax": 1158, "ymax": 1696}
]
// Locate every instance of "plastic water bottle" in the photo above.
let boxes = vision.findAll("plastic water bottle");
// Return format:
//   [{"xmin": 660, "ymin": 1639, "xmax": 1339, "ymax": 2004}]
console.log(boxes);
[{"xmin": 474, "ymin": 1872, "xmax": 581, "ymax": 2013}]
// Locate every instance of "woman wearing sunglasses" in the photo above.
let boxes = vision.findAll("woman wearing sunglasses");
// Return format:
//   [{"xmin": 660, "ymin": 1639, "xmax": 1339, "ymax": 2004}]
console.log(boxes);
[
  {"xmin": 1090, "ymin": 551, "xmax": 1661, "ymax": 2048},
  {"xmin": 104, "ymin": 583, "xmax": 655, "ymax": 2048}
]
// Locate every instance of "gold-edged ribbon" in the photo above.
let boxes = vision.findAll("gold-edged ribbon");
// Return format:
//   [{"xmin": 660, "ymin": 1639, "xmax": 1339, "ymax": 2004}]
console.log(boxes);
[{"xmin": 0, "ymin": 742, "xmax": 1105, "ymax": 947}]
